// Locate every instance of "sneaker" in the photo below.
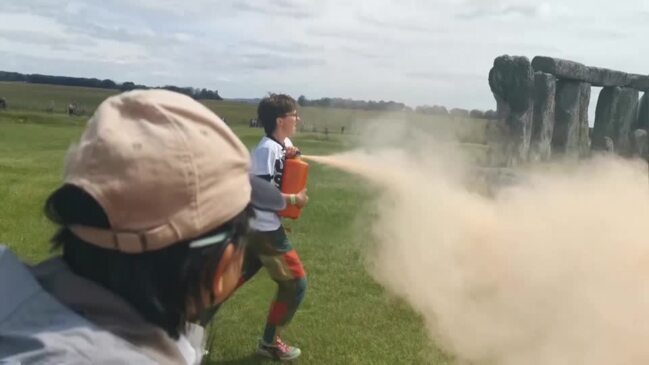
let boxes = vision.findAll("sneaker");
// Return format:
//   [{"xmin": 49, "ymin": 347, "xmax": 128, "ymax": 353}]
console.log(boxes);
[{"xmin": 256, "ymin": 337, "xmax": 301, "ymax": 361}]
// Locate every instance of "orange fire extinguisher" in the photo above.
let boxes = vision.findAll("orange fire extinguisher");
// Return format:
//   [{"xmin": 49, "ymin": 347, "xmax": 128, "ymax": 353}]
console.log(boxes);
[{"xmin": 279, "ymin": 154, "xmax": 309, "ymax": 219}]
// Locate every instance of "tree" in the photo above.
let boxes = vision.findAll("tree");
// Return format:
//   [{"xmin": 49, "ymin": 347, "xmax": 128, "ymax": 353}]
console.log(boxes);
[
  {"xmin": 120, "ymin": 81, "xmax": 136, "ymax": 91},
  {"xmin": 100, "ymin": 79, "xmax": 117, "ymax": 89}
]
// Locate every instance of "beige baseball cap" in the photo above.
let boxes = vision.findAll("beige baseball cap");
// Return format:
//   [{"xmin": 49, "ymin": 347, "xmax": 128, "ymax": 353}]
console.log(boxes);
[{"xmin": 64, "ymin": 89, "xmax": 284, "ymax": 253}]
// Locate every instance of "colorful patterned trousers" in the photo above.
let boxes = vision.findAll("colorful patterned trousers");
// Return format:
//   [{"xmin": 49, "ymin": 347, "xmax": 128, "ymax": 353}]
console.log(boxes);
[{"xmin": 241, "ymin": 226, "xmax": 307, "ymax": 343}]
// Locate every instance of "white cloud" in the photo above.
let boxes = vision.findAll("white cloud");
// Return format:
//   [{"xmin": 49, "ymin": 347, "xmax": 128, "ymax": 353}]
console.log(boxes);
[
  {"xmin": 0, "ymin": 12, "xmax": 151, "ymax": 66},
  {"xmin": 0, "ymin": 13, "xmax": 67, "ymax": 35},
  {"xmin": 0, "ymin": 0, "xmax": 646, "ymax": 110}
]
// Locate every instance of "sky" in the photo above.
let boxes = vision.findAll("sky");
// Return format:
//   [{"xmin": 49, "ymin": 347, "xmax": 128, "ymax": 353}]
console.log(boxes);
[{"xmin": 0, "ymin": 0, "xmax": 648, "ymax": 112}]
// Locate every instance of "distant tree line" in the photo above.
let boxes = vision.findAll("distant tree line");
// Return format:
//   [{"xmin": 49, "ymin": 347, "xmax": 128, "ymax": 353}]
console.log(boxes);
[
  {"xmin": 415, "ymin": 104, "xmax": 497, "ymax": 120},
  {"xmin": 0, "ymin": 71, "xmax": 222, "ymax": 100},
  {"xmin": 297, "ymin": 95, "xmax": 408, "ymax": 111},
  {"xmin": 295, "ymin": 95, "xmax": 495, "ymax": 120}
]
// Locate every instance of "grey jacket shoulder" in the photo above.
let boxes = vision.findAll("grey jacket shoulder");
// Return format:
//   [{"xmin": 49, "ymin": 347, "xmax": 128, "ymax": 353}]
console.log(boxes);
[{"xmin": 0, "ymin": 245, "xmax": 160, "ymax": 365}]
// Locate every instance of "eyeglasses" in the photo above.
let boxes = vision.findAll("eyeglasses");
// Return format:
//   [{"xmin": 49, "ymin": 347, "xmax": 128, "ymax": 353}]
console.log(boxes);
[
  {"xmin": 188, "ymin": 227, "xmax": 235, "ymax": 249},
  {"xmin": 189, "ymin": 226, "xmax": 246, "ymax": 304}
]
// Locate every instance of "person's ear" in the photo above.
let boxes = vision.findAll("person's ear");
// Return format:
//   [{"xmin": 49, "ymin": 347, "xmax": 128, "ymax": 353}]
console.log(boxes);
[{"xmin": 212, "ymin": 243, "xmax": 244, "ymax": 304}]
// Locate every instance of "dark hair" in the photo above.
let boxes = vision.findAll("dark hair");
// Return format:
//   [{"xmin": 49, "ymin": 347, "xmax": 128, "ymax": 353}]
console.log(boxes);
[
  {"xmin": 44, "ymin": 184, "xmax": 253, "ymax": 339},
  {"xmin": 257, "ymin": 93, "xmax": 297, "ymax": 137}
]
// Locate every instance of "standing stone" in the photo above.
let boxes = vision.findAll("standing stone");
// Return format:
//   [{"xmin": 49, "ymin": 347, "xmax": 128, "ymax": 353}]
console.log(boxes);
[
  {"xmin": 631, "ymin": 129, "xmax": 648, "ymax": 159},
  {"xmin": 613, "ymin": 88, "xmax": 639, "ymax": 156},
  {"xmin": 593, "ymin": 87, "xmax": 639, "ymax": 155},
  {"xmin": 553, "ymin": 80, "xmax": 583, "ymax": 158},
  {"xmin": 636, "ymin": 93, "xmax": 649, "ymax": 130},
  {"xmin": 592, "ymin": 87, "xmax": 620, "ymax": 151},
  {"xmin": 529, "ymin": 72, "xmax": 556, "ymax": 162},
  {"xmin": 578, "ymin": 83, "xmax": 591, "ymax": 157},
  {"xmin": 604, "ymin": 136, "xmax": 615, "ymax": 153},
  {"xmin": 489, "ymin": 55, "xmax": 534, "ymax": 166}
]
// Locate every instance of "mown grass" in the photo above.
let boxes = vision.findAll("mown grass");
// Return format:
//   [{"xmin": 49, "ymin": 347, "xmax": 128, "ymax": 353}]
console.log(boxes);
[
  {"xmin": 0, "ymin": 82, "xmax": 492, "ymax": 364},
  {"xmin": 0, "ymin": 111, "xmax": 85, "ymax": 262},
  {"xmin": 0, "ymin": 105, "xmax": 453, "ymax": 364},
  {"xmin": 1, "ymin": 81, "xmax": 488, "ymax": 144},
  {"xmin": 0, "ymin": 82, "xmax": 494, "ymax": 363},
  {"xmin": 0, "ymin": 81, "xmax": 118, "ymax": 114}
]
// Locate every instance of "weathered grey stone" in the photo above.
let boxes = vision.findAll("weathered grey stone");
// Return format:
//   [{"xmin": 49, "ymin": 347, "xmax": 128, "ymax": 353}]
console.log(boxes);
[
  {"xmin": 578, "ymin": 83, "xmax": 591, "ymax": 157},
  {"xmin": 449, "ymin": 108, "xmax": 470, "ymax": 118},
  {"xmin": 636, "ymin": 93, "xmax": 649, "ymax": 130},
  {"xmin": 613, "ymin": 88, "xmax": 639, "ymax": 155},
  {"xmin": 592, "ymin": 87, "xmax": 639, "ymax": 155},
  {"xmin": 631, "ymin": 129, "xmax": 648, "ymax": 159},
  {"xmin": 552, "ymin": 80, "xmax": 584, "ymax": 158},
  {"xmin": 490, "ymin": 56, "xmax": 534, "ymax": 113},
  {"xmin": 529, "ymin": 72, "xmax": 556, "ymax": 162},
  {"xmin": 532, "ymin": 56, "xmax": 631, "ymax": 87},
  {"xmin": 627, "ymin": 74, "xmax": 649, "ymax": 91},
  {"xmin": 489, "ymin": 55, "xmax": 534, "ymax": 166},
  {"xmin": 532, "ymin": 57, "xmax": 590, "ymax": 82},
  {"xmin": 604, "ymin": 136, "xmax": 615, "ymax": 153},
  {"xmin": 588, "ymin": 67, "xmax": 629, "ymax": 87},
  {"xmin": 469, "ymin": 109, "xmax": 485, "ymax": 119},
  {"xmin": 592, "ymin": 87, "xmax": 620, "ymax": 151}
]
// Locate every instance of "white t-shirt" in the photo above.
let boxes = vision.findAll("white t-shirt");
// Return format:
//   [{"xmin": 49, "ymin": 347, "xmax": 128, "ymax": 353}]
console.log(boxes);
[{"xmin": 249, "ymin": 136, "xmax": 293, "ymax": 231}]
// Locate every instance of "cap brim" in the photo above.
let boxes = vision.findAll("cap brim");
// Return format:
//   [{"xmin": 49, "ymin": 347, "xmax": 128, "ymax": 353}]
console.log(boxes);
[{"xmin": 249, "ymin": 175, "xmax": 286, "ymax": 211}]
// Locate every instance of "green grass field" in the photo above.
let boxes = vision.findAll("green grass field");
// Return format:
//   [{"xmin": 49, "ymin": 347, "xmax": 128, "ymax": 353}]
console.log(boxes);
[
  {"xmin": 0, "ymin": 81, "xmax": 488, "ymax": 144},
  {"xmin": 0, "ymin": 82, "xmax": 492, "ymax": 364}
]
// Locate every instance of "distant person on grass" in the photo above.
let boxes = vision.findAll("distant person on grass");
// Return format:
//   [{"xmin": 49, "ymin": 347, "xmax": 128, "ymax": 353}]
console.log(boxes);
[
  {"xmin": 240, "ymin": 93, "xmax": 309, "ymax": 361},
  {"xmin": 0, "ymin": 90, "xmax": 285, "ymax": 364}
]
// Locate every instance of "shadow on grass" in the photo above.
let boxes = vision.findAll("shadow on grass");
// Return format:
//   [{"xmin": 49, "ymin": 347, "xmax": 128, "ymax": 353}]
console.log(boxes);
[{"xmin": 208, "ymin": 354, "xmax": 296, "ymax": 365}]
